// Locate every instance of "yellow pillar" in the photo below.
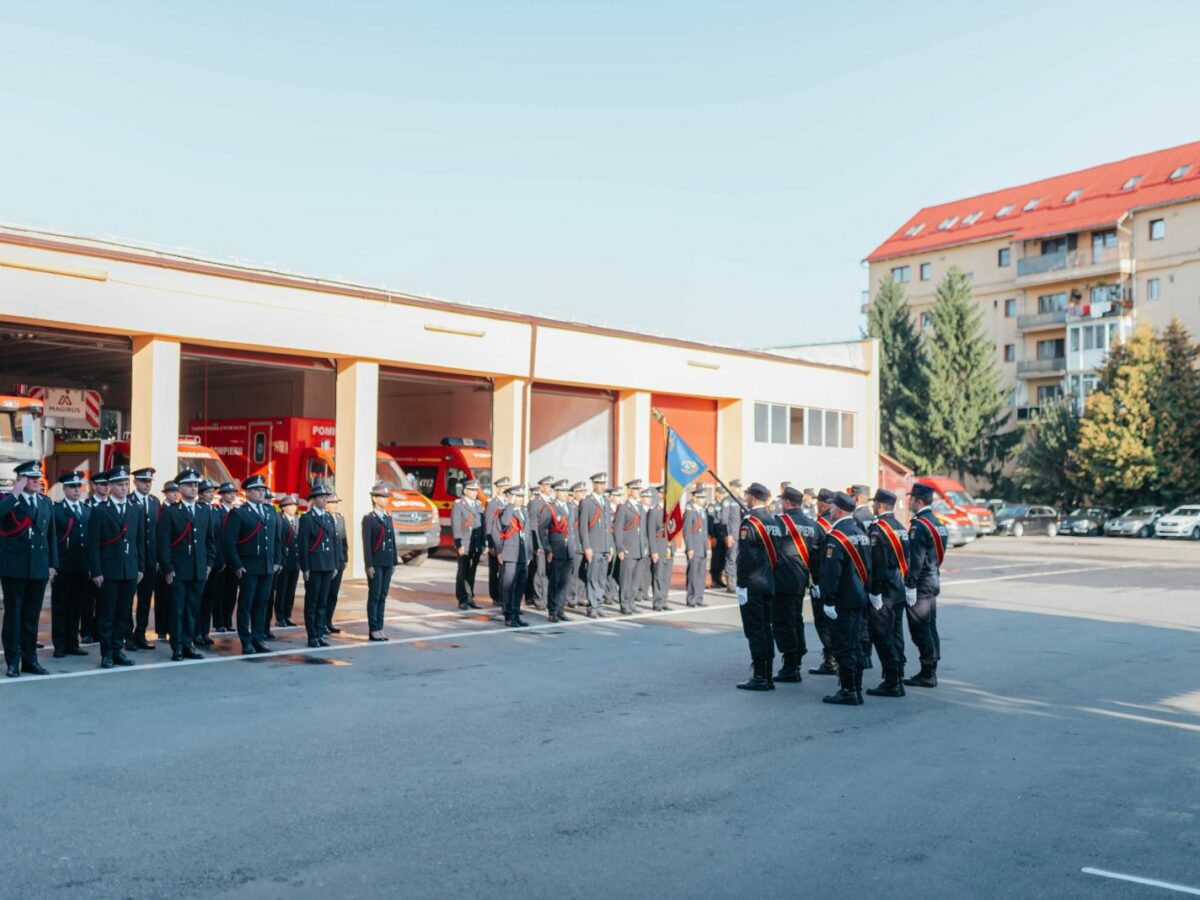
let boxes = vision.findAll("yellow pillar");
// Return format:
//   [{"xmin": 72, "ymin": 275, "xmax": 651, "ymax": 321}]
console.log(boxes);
[
  {"xmin": 335, "ymin": 358, "xmax": 379, "ymax": 579},
  {"xmin": 129, "ymin": 337, "xmax": 180, "ymax": 487},
  {"xmin": 491, "ymin": 377, "xmax": 528, "ymax": 486},
  {"xmin": 716, "ymin": 399, "xmax": 745, "ymax": 483},
  {"xmin": 616, "ymin": 390, "xmax": 651, "ymax": 485}
]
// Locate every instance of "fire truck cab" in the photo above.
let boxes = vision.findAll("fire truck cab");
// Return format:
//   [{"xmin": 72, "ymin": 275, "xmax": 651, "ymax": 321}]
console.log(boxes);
[
  {"xmin": 0, "ymin": 394, "xmax": 54, "ymax": 491},
  {"xmin": 383, "ymin": 438, "xmax": 493, "ymax": 551}
]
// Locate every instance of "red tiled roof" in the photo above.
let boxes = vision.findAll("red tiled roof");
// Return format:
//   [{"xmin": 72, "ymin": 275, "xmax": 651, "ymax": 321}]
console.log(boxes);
[{"xmin": 866, "ymin": 140, "xmax": 1200, "ymax": 263}]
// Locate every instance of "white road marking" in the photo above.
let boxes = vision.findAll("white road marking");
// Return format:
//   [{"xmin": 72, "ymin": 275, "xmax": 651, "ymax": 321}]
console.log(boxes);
[
  {"xmin": 2, "ymin": 599, "xmax": 740, "ymax": 686},
  {"xmin": 1082, "ymin": 867, "xmax": 1200, "ymax": 895},
  {"xmin": 943, "ymin": 562, "xmax": 1147, "ymax": 587}
]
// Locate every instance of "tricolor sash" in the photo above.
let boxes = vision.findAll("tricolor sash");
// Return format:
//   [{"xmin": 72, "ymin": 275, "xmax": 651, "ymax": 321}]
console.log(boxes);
[
  {"xmin": 875, "ymin": 518, "xmax": 908, "ymax": 580},
  {"xmin": 828, "ymin": 528, "xmax": 868, "ymax": 586},
  {"xmin": 915, "ymin": 514, "xmax": 946, "ymax": 566},
  {"xmin": 779, "ymin": 514, "xmax": 811, "ymax": 570},
  {"xmin": 745, "ymin": 515, "xmax": 777, "ymax": 568},
  {"xmin": 816, "ymin": 516, "xmax": 832, "ymax": 534}
]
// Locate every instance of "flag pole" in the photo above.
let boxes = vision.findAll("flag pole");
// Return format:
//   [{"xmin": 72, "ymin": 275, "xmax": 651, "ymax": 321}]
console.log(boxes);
[{"xmin": 651, "ymin": 407, "xmax": 749, "ymax": 516}]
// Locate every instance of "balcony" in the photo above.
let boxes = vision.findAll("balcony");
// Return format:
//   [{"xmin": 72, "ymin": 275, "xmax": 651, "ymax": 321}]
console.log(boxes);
[
  {"xmin": 1014, "ymin": 244, "xmax": 1129, "ymax": 286},
  {"xmin": 1017, "ymin": 309, "xmax": 1068, "ymax": 331},
  {"xmin": 1016, "ymin": 357, "xmax": 1066, "ymax": 378}
]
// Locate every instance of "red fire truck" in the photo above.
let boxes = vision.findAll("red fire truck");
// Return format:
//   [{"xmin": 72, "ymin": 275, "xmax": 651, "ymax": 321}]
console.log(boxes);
[
  {"xmin": 45, "ymin": 435, "xmax": 237, "ymax": 499},
  {"xmin": 189, "ymin": 416, "xmax": 439, "ymax": 564}
]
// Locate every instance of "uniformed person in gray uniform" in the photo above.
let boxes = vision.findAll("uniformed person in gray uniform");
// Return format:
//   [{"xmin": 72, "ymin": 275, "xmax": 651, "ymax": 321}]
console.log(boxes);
[
  {"xmin": 645, "ymin": 486, "xmax": 671, "ymax": 610},
  {"xmin": 451, "ymin": 479, "xmax": 484, "ymax": 610},
  {"xmin": 497, "ymin": 485, "xmax": 531, "ymax": 627},
  {"xmin": 720, "ymin": 479, "xmax": 744, "ymax": 594},
  {"xmin": 605, "ymin": 488, "xmax": 622, "ymax": 605},
  {"xmin": 576, "ymin": 473, "xmax": 611, "ymax": 619},
  {"xmin": 682, "ymin": 487, "xmax": 708, "ymax": 607},
  {"xmin": 524, "ymin": 476, "xmax": 554, "ymax": 610},
  {"xmin": 485, "ymin": 477, "xmax": 511, "ymax": 606},
  {"xmin": 537, "ymin": 479, "xmax": 573, "ymax": 622},
  {"xmin": 614, "ymin": 480, "xmax": 648, "ymax": 615},
  {"xmin": 565, "ymin": 482, "xmax": 586, "ymax": 608}
]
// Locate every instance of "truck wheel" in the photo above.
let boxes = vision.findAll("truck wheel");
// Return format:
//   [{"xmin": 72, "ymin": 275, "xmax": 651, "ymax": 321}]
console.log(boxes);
[
  {"xmin": 1012, "ymin": 523, "xmax": 1024, "ymax": 538},
  {"xmin": 402, "ymin": 551, "xmax": 429, "ymax": 567}
]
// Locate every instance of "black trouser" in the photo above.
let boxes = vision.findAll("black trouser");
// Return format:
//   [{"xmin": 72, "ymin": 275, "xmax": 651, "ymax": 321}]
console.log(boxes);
[
  {"xmin": 501, "ymin": 560, "xmax": 527, "ymax": 622},
  {"xmin": 455, "ymin": 552, "xmax": 474, "ymax": 605},
  {"xmin": 584, "ymin": 552, "xmax": 607, "ymax": 611},
  {"xmin": 51, "ymin": 570, "xmax": 89, "ymax": 652},
  {"xmin": 906, "ymin": 592, "xmax": 940, "ymax": 665},
  {"xmin": 218, "ymin": 567, "xmax": 238, "ymax": 629},
  {"xmin": 170, "ymin": 579, "xmax": 203, "ymax": 652},
  {"xmin": 618, "ymin": 555, "xmax": 642, "ymax": 612},
  {"xmin": 273, "ymin": 568, "xmax": 299, "ymax": 623},
  {"xmin": 810, "ymin": 595, "xmax": 834, "ymax": 651},
  {"xmin": 303, "ymin": 570, "xmax": 334, "ymax": 641},
  {"xmin": 487, "ymin": 550, "xmax": 500, "ymax": 604},
  {"xmin": 771, "ymin": 591, "xmax": 807, "ymax": 660},
  {"xmin": 134, "ymin": 567, "xmax": 155, "ymax": 635},
  {"xmin": 738, "ymin": 588, "xmax": 774, "ymax": 662},
  {"xmin": 367, "ymin": 565, "xmax": 394, "ymax": 632},
  {"xmin": 236, "ymin": 572, "xmax": 274, "ymax": 647},
  {"xmin": 860, "ymin": 611, "xmax": 873, "ymax": 664},
  {"xmin": 709, "ymin": 540, "xmax": 726, "ymax": 587},
  {"xmin": 324, "ymin": 568, "xmax": 344, "ymax": 630},
  {"xmin": 81, "ymin": 581, "xmax": 99, "ymax": 640},
  {"xmin": 1, "ymin": 577, "xmax": 46, "ymax": 665},
  {"xmin": 197, "ymin": 568, "xmax": 221, "ymax": 639},
  {"xmin": 829, "ymin": 605, "xmax": 865, "ymax": 677},
  {"xmin": 465, "ymin": 549, "xmax": 480, "ymax": 598},
  {"xmin": 547, "ymin": 554, "xmax": 569, "ymax": 617},
  {"xmin": 867, "ymin": 595, "xmax": 902, "ymax": 670},
  {"xmin": 891, "ymin": 598, "xmax": 907, "ymax": 670},
  {"xmin": 686, "ymin": 554, "xmax": 706, "ymax": 606},
  {"xmin": 153, "ymin": 569, "xmax": 171, "ymax": 638},
  {"xmin": 651, "ymin": 555, "xmax": 670, "ymax": 609},
  {"xmin": 97, "ymin": 578, "xmax": 136, "ymax": 658}
]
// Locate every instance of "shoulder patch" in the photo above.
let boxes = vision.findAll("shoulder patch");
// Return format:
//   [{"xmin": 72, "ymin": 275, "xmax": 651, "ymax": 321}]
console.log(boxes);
[
  {"xmin": 739, "ymin": 526, "xmax": 748, "ymax": 541},
  {"xmin": 825, "ymin": 544, "xmax": 834, "ymax": 558}
]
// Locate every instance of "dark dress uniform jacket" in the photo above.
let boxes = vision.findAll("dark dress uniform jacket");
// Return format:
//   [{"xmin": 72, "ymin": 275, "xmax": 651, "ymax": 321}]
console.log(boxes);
[
  {"xmin": 130, "ymin": 491, "xmax": 159, "ymax": 573},
  {"xmin": 906, "ymin": 508, "xmax": 947, "ymax": 596},
  {"xmin": 332, "ymin": 512, "xmax": 348, "ymax": 569},
  {"xmin": 577, "ymin": 493, "xmax": 611, "ymax": 556},
  {"xmin": 773, "ymin": 509, "xmax": 818, "ymax": 595},
  {"xmin": 682, "ymin": 505, "xmax": 707, "ymax": 557},
  {"xmin": 735, "ymin": 509, "xmax": 778, "ymax": 595},
  {"xmin": 223, "ymin": 503, "xmax": 279, "ymax": 575},
  {"xmin": 298, "ymin": 509, "xmax": 338, "ymax": 573},
  {"xmin": 853, "ymin": 506, "xmax": 875, "ymax": 528},
  {"xmin": 362, "ymin": 511, "xmax": 396, "ymax": 567},
  {"xmin": 157, "ymin": 501, "xmax": 219, "ymax": 580},
  {"xmin": 868, "ymin": 512, "xmax": 910, "ymax": 598},
  {"xmin": 86, "ymin": 498, "xmax": 143, "ymax": 581},
  {"xmin": 53, "ymin": 499, "xmax": 89, "ymax": 574},
  {"xmin": 0, "ymin": 493, "xmax": 58, "ymax": 578},
  {"xmin": 279, "ymin": 513, "xmax": 301, "ymax": 571},
  {"xmin": 537, "ymin": 499, "xmax": 571, "ymax": 558},
  {"xmin": 818, "ymin": 517, "xmax": 872, "ymax": 611}
]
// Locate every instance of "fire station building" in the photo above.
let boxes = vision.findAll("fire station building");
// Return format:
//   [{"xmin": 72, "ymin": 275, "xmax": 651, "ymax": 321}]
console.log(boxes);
[{"xmin": 0, "ymin": 224, "xmax": 879, "ymax": 574}]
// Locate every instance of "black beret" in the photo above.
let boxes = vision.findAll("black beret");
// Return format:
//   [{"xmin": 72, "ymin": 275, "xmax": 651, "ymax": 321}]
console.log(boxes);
[
  {"xmin": 873, "ymin": 488, "xmax": 897, "ymax": 505},
  {"xmin": 909, "ymin": 483, "xmax": 934, "ymax": 502},
  {"xmin": 745, "ymin": 482, "xmax": 770, "ymax": 501},
  {"xmin": 817, "ymin": 488, "xmax": 835, "ymax": 503},
  {"xmin": 833, "ymin": 492, "xmax": 856, "ymax": 512},
  {"xmin": 782, "ymin": 486, "xmax": 805, "ymax": 504}
]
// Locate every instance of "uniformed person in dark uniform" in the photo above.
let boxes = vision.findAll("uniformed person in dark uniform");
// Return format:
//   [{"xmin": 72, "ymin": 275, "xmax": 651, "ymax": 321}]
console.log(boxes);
[
  {"xmin": 646, "ymin": 486, "xmax": 671, "ymax": 611},
  {"xmin": 904, "ymin": 483, "xmax": 947, "ymax": 688},
  {"xmin": 818, "ymin": 492, "xmax": 872, "ymax": 705},
  {"xmin": 565, "ymin": 482, "xmax": 586, "ymax": 609},
  {"xmin": 213, "ymin": 482, "xmax": 239, "ymax": 632},
  {"xmin": 682, "ymin": 487, "xmax": 708, "ymax": 607},
  {"xmin": 771, "ymin": 485, "xmax": 820, "ymax": 683},
  {"xmin": 51, "ymin": 470, "xmax": 90, "ymax": 658},
  {"xmin": 322, "ymin": 494, "xmax": 349, "ymax": 635},
  {"xmin": 484, "ymin": 477, "xmax": 511, "ymax": 606},
  {"xmin": 497, "ymin": 485, "xmax": 531, "ymax": 627},
  {"xmin": 577, "ymin": 473, "xmax": 610, "ymax": 619},
  {"xmin": 708, "ymin": 485, "xmax": 727, "ymax": 588},
  {"xmin": 298, "ymin": 481, "xmax": 338, "ymax": 647},
  {"xmin": 194, "ymin": 479, "xmax": 220, "ymax": 645},
  {"xmin": 734, "ymin": 483, "xmax": 777, "ymax": 691},
  {"xmin": 151, "ymin": 479, "xmax": 180, "ymax": 646},
  {"xmin": 272, "ymin": 493, "xmax": 301, "ymax": 628},
  {"xmin": 522, "ymin": 476, "xmax": 552, "ymax": 610},
  {"xmin": 604, "ymin": 488, "xmax": 622, "ymax": 605},
  {"xmin": 808, "ymin": 488, "xmax": 838, "ymax": 676},
  {"xmin": 127, "ymin": 467, "xmax": 161, "ymax": 651},
  {"xmin": 536, "ymin": 479, "xmax": 573, "ymax": 622},
  {"xmin": 1, "ymin": 461, "xmax": 57, "ymax": 676},
  {"xmin": 224, "ymin": 474, "xmax": 281, "ymax": 654},
  {"xmin": 865, "ymin": 488, "xmax": 911, "ymax": 697},
  {"xmin": 362, "ymin": 482, "xmax": 396, "ymax": 641},
  {"xmin": 614, "ymin": 479, "xmax": 648, "ymax": 615},
  {"xmin": 79, "ymin": 469, "xmax": 111, "ymax": 644},
  {"xmin": 157, "ymin": 468, "xmax": 218, "ymax": 661},
  {"xmin": 721, "ymin": 479, "xmax": 744, "ymax": 593},
  {"xmin": 86, "ymin": 465, "xmax": 144, "ymax": 669},
  {"xmin": 850, "ymin": 483, "xmax": 877, "ymax": 670},
  {"xmin": 452, "ymin": 479, "xmax": 484, "ymax": 610}
]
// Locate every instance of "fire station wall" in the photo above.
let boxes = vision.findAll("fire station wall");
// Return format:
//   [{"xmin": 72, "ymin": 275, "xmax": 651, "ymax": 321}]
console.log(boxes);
[
  {"xmin": 179, "ymin": 367, "xmax": 334, "ymax": 424},
  {"xmin": 377, "ymin": 378, "xmax": 492, "ymax": 448},
  {"xmin": 528, "ymin": 387, "xmax": 613, "ymax": 485}
]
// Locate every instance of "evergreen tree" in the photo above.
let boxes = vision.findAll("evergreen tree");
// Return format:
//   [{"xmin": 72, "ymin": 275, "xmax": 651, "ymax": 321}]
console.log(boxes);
[
  {"xmin": 866, "ymin": 277, "xmax": 931, "ymax": 471},
  {"xmin": 1015, "ymin": 399, "xmax": 1082, "ymax": 507},
  {"xmin": 1150, "ymin": 318, "xmax": 1200, "ymax": 507},
  {"xmin": 1072, "ymin": 325, "xmax": 1162, "ymax": 508},
  {"xmin": 924, "ymin": 266, "xmax": 1011, "ymax": 478}
]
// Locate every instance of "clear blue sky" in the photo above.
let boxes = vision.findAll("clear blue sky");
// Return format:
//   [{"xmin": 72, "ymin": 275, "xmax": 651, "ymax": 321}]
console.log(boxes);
[{"xmin": 3, "ymin": 1, "xmax": 1199, "ymax": 347}]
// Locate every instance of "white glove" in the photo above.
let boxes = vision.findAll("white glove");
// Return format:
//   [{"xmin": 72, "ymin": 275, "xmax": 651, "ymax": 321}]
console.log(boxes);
[
  {"xmin": 869, "ymin": 593, "xmax": 883, "ymax": 611},
  {"xmin": 823, "ymin": 605, "xmax": 837, "ymax": 620},
  {"xmin": 736, "ymin": 587, "xmax": 749, "ymax": 607},
  {"xmin": 905, "ymin": 587, "xmax": 918, "ymax": 607},
  {"xmin": 810, "ymin": 585, "xmax": 821, "ymax": 601}
]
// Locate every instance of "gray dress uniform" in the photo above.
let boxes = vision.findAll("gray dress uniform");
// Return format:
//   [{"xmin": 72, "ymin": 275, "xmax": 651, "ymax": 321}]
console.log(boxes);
[
  {"xmin": 681, "ymin": 501, "xmax": 708, "ymax": 607},
  {"xmin": 526, "ymin": 486, "xmax": 553, "ymax": 609},
  {"xmin": 646, "ymin": 499, "xmax": 671, "ymax": 610},
  {"xmin": 577, "ymin": 488, "xmax": 611, "ymax": 614},
  {"xmin": 719, "ymin": 494, "xmax": 741, "ymax": 592},
  {"xmin": 614, "ymin": 499, "xmax": 648, "ymax": 614},
  {"xmin": 565, "ymin": 495, "xmax": 582, "ymax": 607},
  {"xmin": 498, "ymin": 500, "xmax": 534, "ymax": 625}
]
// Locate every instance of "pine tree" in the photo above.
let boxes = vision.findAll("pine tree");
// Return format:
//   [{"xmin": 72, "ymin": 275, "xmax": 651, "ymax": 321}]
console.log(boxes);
[
  {"xmin": 924, "ymin": 266, "xmax": 1011, "ymax": 478},
  {"xmin": 1072, "ymin": 324, "xmax": 1162, "ymax": 508},
  {"xmin": 1149, "ymin": 318, "xmax": 1200, "ymax": 507},
  {"xmin": 866, "ymin": 277, "xmax": 931, "ymax": 471},
  {"xmin": 1015, "ymin": 399, "xmax": 1082, "ymax": 507}
]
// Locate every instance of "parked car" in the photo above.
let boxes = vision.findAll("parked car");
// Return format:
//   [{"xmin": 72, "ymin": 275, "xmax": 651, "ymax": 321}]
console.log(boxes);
[
  {"xmin": 931, "ymin": 498, "xmax": 975, "ymax": 546},
  {"xmin": 994, "ymin": 505, "xmax": 1059, "ymax": 538},
  {"xmin": 984, "ymin": 499, "xmax": 1007, "ymax": 516},
  {"xmin": 917, "ymin": 476, "xmax": 995, "ymax": 537},
  {"xmin": 1104, "ymin": 506, "xmax": 1166, "ymax": 538},
  {"xmin": 1155, "ymin": 505, "xmax": 1200, "ymax": 540},
  {"xmin": 1058, "ymin": 507, "xmax": 1116, "ymax": 537}
]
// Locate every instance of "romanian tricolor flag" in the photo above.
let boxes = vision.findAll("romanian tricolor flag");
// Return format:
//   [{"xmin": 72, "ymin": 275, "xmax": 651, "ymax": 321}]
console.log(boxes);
[{"xmin": 663, "ymin": 426, "xmax": 709, "ymax": 542}]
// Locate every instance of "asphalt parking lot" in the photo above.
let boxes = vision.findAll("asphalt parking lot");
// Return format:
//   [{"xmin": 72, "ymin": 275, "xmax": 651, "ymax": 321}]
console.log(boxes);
[{"xmin": 3, "ymin": 538, "xmax": 1198, "ymax": 899}]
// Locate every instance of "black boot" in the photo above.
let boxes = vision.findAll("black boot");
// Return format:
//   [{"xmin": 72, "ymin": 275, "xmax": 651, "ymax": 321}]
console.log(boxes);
[
  {"xmin": 866, "ymin": 667, "xmax": 905, "ymax": 697},
  {"xmin": 808, "ymin": 650, "xmax": 838, "ymax": 676},
  {"xmin": 736, "ymin": 659, "xmax": 774, "ymax": 691},
  {"xmin": 775, "ymin": 652, "xmax": 802, "ymax": 683},
  {"xmin": 822, "ymin": 669, "xmax": 861, "ymax": 705},
  {"xmin": 904, "ymin": 663, "xmax": 938, "ymax": 688}
]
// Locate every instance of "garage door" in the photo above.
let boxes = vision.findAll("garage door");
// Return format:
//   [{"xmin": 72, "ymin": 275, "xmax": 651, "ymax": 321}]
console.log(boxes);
[
  {"xmin": 378, "ymin": 366, "xmax": 493, "ymax": 449},
  {"xmin": 529, "ymin": 383, "xmax": 614, "ymax": 485},
  {"xmin": 649, "ymin": 394, "xmax": 717, "ymax": 482}
]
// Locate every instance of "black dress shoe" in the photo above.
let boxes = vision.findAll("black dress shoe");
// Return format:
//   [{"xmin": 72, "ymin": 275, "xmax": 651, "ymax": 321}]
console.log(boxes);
[
  {"xmin": 547, "ymin": 614, "xmax": 559, "ymax": 623},
  {"xmin": 133, "ymin": 633, "xmax": 156, "ymax": 650},
  {"xmin": 251, "ymin": 640, "xmax": 270, "ymax": 654},
  {"xmin": 557, "ymin": 611, "xmax": 570, "ymax": 621},
  {"xmin": 368, "ymin": 634, "xmax": 388, "ymax": 642},
  {"xmin": 466, "ymin": 600, "xmax": 481, "ymax": 609},
  {"xmin": 53, "ymin": 650, "xmax": 67, "ymax": 659},
  {"xmin": 316, "ymin": 638, "xmax": 330, "ymax": 647},
  {"xmin": 67, "ymin": 647, "xmax": 89, "ymax": 656},
  {"xmin": 195, "ymin": 636, "xmax": 214, "ymax": 646},
  {"xmin": 171, "ymin": 651, "xmax": 184, "ymax": 661},
  {"xmin": 182, "ymin": 647, "xmax": 204, "ymax": 660},
  {"xmin": 263, "ymin": 631, "xmax": 276, "ymax": 641},
  {"xmin": 35, "ymin": 642, "xmax": 45, "ymax": 650},
  {"xmin": 307, "ymin": 639, "xmax": 320, "ymax": 648},
  {"xmin": 514, "ymin": 618, "xmax": 529, "ymax": 627},
  {"xmin": 458, "ymin": 603, "xmax": 470, "ymax": 610},
  {"xmin": 326, "ymin": 625, "xmax": 342, "ymax": 634},
  {"xmin": 112, "ymin": 653, "xmax": 135, "ymax": 667},
  {"xmin": 6, "ymin": 664, "xmax": 19, "ymax": 678},
  {"xmin": 100, "ymin": 656, "xmax": 114, "ymax": 669},
  {"xmin": 245, "ymin": 645, "xmax": 260, "ymax": 654}
]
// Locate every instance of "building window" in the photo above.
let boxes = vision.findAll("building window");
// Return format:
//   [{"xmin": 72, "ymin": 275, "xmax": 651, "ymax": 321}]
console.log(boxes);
[
  {"xmin": 1024, "ymin": 198, "xmax": 1041, "ymax": 211},
  {"xmin": 891, "ymin": 265, "xmax": 910, "ymax": 283},
  {"xmin": 1069, "ymin": 328, "xmax": 1079, "ymax": 352},
  {"xmin": 1038, "ymin": 292, "xmax": 1067, "ymax": 313},
  {"xmin": 754, "ymin": 403, "xmax": 769, "ymax": 443},
  {"xmin": 807, "ymin": 408, "xmax": 823, "ymax": 446},
  {"xmin": 840, "ymin": 412, "xmax": 855, "ymax": 449},
  {"xmin": 770, "ymin": 404, "xmax": 787, "ymax": 444},
  {"xmin": 1148, "ymin": 277, "xmax": 1161, "ymax": 301},
  {"xmin": 919, "ymin": 262, "xmax": 931, "ymax": 281},
  {"xmin": 996, "ymin": 204, "xmax": 1014, "ymax": 218},
  {"xmin": 1037, "ymin": 338, "xmax": 1065, "ymax": 359},
  {"xmin": 1003, "ymin": 344, "xmax": 1016, "ymax": 362},
  {"xmin": 789, "ymin": 407, "xmax": 805, "ymax": 444},
  {"xmin": 1042, "ymin": 236, "xmax": 1068, "ymax": 255},
  {"xmin": 1150, "ymin": 219, "xmax": 1165, "ymax": 240},
  {"xmin": 1037, "ymin": 384, "xmax": 1063, "ymax": 405},
  {"xmin": 1004, "ymin": 298, "xmax": 1017, "ymax": 317},
  {"xmin": 998, "ymin": 248, "xmax": 1011, "ymax": 267},
  {"xmin": 920, "ymin": 312, "xmax": 932, "ymax": 329},
  {"xmin": 1122, "ymin": 176, "xmax": 1141, "ymax": 191},
  {"xmin": 1064, "ymin": 188, "xmax": 1084, "ymax": 202}
]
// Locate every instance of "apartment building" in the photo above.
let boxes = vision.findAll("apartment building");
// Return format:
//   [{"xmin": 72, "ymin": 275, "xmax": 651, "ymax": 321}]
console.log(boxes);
[{"xmin": 865, "ymin": 141, "xmax": 1200, "ymax": 420}]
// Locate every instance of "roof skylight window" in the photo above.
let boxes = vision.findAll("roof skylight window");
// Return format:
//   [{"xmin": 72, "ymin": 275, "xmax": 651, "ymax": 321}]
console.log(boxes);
[
  {"xmin": 962, "ymin": 211, "xmax": 982, "ymax": 226},
  {"xmin": 1169, "ymin": 165, "xmax": 1191, "ymax": 181},
  {"xmin": 937, "ymin": 216, "xmax": 959, "ymax": 231},
  {"xmin": 996, "ymin": 204, "xmax": 1014, "ymax": 218},
  {"xmin": 1023, "ymin": 198, "xmax": 1041, "ymax": 211},
  {"xmin": 904, "ymin": 223, "xmax": 925, "ymax": 237},
  {"xmin": 1122, "ymin": 176, "xmax": 1141, "ymax": 190},
  {"xmin": 1064, "ymin": 189, "xmax": 1083, "ymax": 202}
]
